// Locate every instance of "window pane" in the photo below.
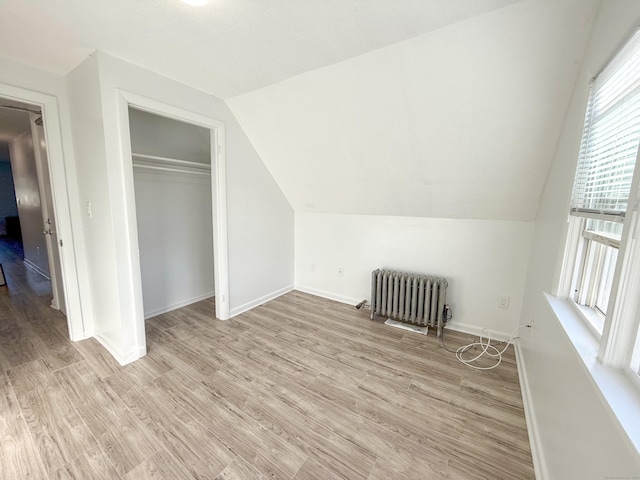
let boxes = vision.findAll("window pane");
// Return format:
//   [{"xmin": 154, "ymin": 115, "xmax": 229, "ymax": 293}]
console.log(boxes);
[
  {"xmin": 585, "ymin": 218, "xmax": 624, "ymax": 238},
  {"xmin": 595, "ymin": 245, "xmax": 618, "ymax": 315}
]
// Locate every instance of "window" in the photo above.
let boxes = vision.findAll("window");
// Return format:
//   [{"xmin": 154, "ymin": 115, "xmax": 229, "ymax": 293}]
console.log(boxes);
[
  {"xmin": 565, "ymin": 28, "xmax": 640, "ymax": 376},
  {"xmin": 570, "ymin": 219, "xmax": 621, "ymax": 334}
]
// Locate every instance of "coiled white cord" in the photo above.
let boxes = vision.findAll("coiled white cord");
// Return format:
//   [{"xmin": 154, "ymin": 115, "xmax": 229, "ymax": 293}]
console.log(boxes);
[{"xmin": 451, "ymin": 325, "xmax": 528, "ymax": 370}]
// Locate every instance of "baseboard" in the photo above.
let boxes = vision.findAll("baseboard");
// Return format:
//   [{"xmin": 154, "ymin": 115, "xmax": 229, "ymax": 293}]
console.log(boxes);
[
  {"xmin": 229, "ymin": 284, "xmax": 294, "ymax": 318},
  {"xmin": 69, "ymin": 326, "xmax": 92, "ymax": 342},
  {"xmin": 515, "ymin": 341, "xmax": 548, "ymax": 480},
  {"xmin": 444, "ymin": 321, "xmax": 511, "ymax": 342},
  {"xmin": 93, "ymin": 332, "xmax": 125, "ymax": 365},
  {"xmin": 93, "ymin": 332, "xmax": 143, "ymax": 366},
  {"xmin": 23, "ymin": 258, "xmax": 50, "ymax": 280},
  {"xmin": 294, "ymin": 284, "xmax": 362, "ymax": 306},
  {"xmin": 144, "ymin": 291, "xmax": 215, "ymax": 319}
]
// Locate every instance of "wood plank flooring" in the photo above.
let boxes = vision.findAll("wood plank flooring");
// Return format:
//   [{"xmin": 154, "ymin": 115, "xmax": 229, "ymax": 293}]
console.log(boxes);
[{"xmin": 0, "ymin": 237, "xmax": 535, "ymax": 479}]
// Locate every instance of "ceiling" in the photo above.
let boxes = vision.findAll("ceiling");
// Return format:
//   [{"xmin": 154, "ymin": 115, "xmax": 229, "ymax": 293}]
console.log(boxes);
[
  {"xmin": 0, "ymin": 0, "xmax": 522, "ymax": 98},
  {"xmin": 228, "ymin": 0, "xmax": 600, "ymax": 221}
]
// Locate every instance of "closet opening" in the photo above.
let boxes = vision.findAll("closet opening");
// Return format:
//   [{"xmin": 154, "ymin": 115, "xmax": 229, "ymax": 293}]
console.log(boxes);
[
  {"xmin": 129, "ymin": 107, "xmax": 215, "ymax": 321},
  {"xmin": 118, "ymin": 92, "xmax": 229, "ymax": 358}
]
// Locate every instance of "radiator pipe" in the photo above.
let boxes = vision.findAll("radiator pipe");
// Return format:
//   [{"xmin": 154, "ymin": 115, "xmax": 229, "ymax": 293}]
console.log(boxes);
[{"xmin": 355, "ymin": 299, "xmax": 368, "ymax": 310}]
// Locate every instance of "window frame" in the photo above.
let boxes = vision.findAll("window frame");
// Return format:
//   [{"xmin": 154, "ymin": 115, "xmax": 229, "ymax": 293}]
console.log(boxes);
[{"xmin": 560, "ymin": 26, "xmax": 640, "ymax": 377}]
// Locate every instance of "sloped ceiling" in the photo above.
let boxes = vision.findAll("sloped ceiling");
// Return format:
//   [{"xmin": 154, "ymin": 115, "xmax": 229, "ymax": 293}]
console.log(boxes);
[
  {"xmin": 228, "ymin": 0, "xmax": 600, "ymax": 221},
  {"xmin": 0, "ymin": 0, "xmax": 521, "ymax": 98}
]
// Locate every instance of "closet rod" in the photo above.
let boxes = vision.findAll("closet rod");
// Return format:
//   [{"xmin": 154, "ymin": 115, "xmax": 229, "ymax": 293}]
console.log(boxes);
[
  {"xmin": 132, "ymin": 152, "xmax": 211, "ymax": 170},
  {"xmin": 132, "ymin": 164, "xmax": 210, "ymax": 176}
]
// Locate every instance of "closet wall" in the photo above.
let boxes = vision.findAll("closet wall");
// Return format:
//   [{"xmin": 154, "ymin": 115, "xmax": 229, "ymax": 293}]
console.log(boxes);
[{"xmin": 129, "ymin": 108, "xmax": 214, "ymax": 318}]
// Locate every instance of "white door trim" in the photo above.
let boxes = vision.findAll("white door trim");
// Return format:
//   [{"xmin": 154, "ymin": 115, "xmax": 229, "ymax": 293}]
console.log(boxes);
[
  {"xmin": 0, "ymin": 84, "xmax": 86, "ymax": 340},
  {"xmin": 115, "ymin": 90, "xmax": 230, "ymax": 358}
]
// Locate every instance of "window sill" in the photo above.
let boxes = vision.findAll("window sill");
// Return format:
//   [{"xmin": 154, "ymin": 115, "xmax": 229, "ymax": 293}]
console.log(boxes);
[{"xmin": 544, "ymin": 292, "xmax": 640, "ymax": 455}]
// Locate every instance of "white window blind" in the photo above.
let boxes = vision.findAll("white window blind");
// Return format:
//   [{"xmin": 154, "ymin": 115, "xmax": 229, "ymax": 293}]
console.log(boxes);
[{"xmin": 571, "ymin": 28, "xmax": 640, "ymax": 219}]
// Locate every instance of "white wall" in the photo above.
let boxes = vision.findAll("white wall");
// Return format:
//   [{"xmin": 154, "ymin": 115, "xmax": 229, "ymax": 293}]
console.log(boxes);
[
  {"xmin": 133, "ymin": 171, "xmax": 214, "ymax": 318},
  {"xmin": 519, "ymin": 1, "xmax": 640, "ymax": 478},
  {"xmin": 66, "ymin": 55, "xmax": 121, "ymax": 349},
  {"xmin": 8, "ymin": 128, "xmax": 49, "ymax": 277},
  {"xmin": 228, "ymin": 0, "xmax": 598, "ymax": 222},
  {"xmin": 129, "ymin": 108, "xmax": 210, "ymax": 164},
  {"xmin": 66, "ymin": 51, "xmax": 294, "ymax": 363},
  {"xmin": 130, "ymin": 109, "xmax": 215, "ymax": 318},
  {"xmin": 295, "ymin": 212, "xmax": 533, "ymax": 337},
  {"xmin": 0, "ymin": 55, "xmax": 91, "ymax": 341}
]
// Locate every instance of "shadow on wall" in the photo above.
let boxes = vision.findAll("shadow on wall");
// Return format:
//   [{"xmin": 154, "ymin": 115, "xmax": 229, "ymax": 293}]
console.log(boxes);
[{"xmin": 0, "ymin": 149, "xmax": 20, "ymax": 238}]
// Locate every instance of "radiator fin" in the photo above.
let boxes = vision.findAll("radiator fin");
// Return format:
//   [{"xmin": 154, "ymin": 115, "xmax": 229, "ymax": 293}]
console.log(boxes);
[{"xmin": 370, "ymin": 269, "xmax": 448, "ymax": 337}]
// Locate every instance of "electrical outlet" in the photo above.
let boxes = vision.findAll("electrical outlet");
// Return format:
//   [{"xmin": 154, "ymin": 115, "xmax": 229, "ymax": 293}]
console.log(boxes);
[
  {"xmin": 311, "ymin": 263, "xmax": 316, "ymax": 272},
  {"xmin": 498, "ymin": 294, "xmax": 510, "ymax": 309},
  {"xmin": 337, "ymin": 267, "xmax": 344, "ymax": 277},
  {"xmin": 528, "ymin": 318, "xmax": 535, "ymax": 333}
]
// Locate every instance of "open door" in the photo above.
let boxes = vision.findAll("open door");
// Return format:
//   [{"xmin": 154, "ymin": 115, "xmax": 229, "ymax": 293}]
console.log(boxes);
[{"xmin": 30, "ymin": 112, "xmax": 65, "ymax": 313}]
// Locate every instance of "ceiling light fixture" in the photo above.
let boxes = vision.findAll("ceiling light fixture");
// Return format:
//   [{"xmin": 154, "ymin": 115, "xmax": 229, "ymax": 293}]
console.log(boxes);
[{"xmin": 182, "ymin": 0, "xmax": 208, "ymax": 6}]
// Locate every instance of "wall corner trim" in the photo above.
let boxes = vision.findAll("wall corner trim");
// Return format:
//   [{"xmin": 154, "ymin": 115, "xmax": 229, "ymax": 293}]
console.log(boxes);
[
  {"xmin": 515, "ymin": 340, "xmax": 549, "ymax": 480},
  {"xmin": 229, "ymin": 284, "xmax": 294, "ymax": 318},
  {"xmin": 143, "ymin": 292, "xmax": 215, "ymax": 319},
  {"xmin": 293, "ymin": 284, "xmax": 360, "ymax": 306},
  {"xmin": 94, "ymin": 332, "xmax": 145, "ymax": 366},
  {"xmin": 23, "ymin": 258, "xmax": 50, "ymax": 280},
  {"xmin": 444, "ymin": 321, "xmax": 511, "ymax": 342}
]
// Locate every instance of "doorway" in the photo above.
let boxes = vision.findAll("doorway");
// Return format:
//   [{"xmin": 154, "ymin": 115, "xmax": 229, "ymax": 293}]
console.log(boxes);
[
  {"xmin": 0, "ymin": 83, "xmax": 85, "ymax": 341},
  {"xmin": 129, "ymin": 107, "xmax": 215, "ymax": 320},
  {"xmin": 0, "ymin": 98, "xmax": 65, "ymax": 315},
  {"xmin": 116, "ymin": 91, "xmax": 230, "ymax": 356}
]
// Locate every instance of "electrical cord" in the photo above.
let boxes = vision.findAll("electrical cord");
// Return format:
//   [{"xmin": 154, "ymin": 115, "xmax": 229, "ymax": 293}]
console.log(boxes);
[{"xmin": 440, "ymin": 306, "xmax": 529, "ymax": 370}]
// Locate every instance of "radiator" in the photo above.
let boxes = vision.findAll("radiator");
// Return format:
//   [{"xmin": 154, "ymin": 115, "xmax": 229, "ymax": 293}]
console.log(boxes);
[{"xmin": 370, "ymin": 268, "xmax": 448, "ymax": 337}]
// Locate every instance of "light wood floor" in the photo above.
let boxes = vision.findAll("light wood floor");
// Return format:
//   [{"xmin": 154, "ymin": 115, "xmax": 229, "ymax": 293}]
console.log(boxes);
[{"xmin": 0, "ymin": 238, "xmax": 535, "ymax": 479}]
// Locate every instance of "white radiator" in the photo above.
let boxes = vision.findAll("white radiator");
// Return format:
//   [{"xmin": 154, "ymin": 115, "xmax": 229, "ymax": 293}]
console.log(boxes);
[{"xmin": 370, "ymin": 268, "xmax": 448, "ymax": 337}]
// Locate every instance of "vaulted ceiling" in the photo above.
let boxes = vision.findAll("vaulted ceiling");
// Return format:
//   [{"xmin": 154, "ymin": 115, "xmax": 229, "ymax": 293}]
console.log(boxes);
[
  {"xmin": 0, "ymin": 0, "xmax": 601, "ymax": 221},
  {"xmin": 227, "ymin": 0, "xmax": 600, "ymax": 220},
  {"xmin": 0, "ymin": 0, "xmax": 522, "ymax": 99}
]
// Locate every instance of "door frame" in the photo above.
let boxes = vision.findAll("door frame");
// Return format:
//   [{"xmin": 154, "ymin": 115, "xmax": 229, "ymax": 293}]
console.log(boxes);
[
  {"xmin": 0, "ymin": 83, "xmax": 85, "ymax": 340},
  {"xmin": 116, "ymin": 90, "xmax": 230, "ymax": 355}
]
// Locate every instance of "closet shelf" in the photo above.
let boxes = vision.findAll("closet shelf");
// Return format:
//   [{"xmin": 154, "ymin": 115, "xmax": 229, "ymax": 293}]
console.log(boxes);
[{"xmin": 132, "ymin": 152, "xmax": 211, "ymax": 170}]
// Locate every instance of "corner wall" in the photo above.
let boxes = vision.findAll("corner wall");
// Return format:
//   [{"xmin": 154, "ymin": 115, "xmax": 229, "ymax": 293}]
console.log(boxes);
[
  {"xmin": 66, "ymin": 52, "xmax": 294, "ymax": 363},
  {"xmin": 295, "ymin": 212, "xmax": 534, "ymax": 337},
  {"xmin": 518, "ymin": 1, "xmax": 640, "ymax": 477}
]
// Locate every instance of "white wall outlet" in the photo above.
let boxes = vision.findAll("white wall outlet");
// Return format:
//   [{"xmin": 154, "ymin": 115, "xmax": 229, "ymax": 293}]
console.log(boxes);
[
  {"xmin": 498, "ymin": 294, "xmax": 510, "ymax": 309},
  {"xmin": 311, "ymin": 263, "xmax": 316, "ymax": 272},
  {"xmin": 529, "ymin": 318, "xmax": 535, "ymax": 333},
  {"xmin": 337, "ymin": 267, "xmax": 344, "ymax": 277},
  {"xmin": 86, "ymin": 201, "xmax": 92, "ymax": 218}
]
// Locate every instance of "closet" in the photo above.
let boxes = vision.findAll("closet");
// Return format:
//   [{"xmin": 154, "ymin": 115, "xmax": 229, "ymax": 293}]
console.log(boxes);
[{"xmin": 128, "ymin": 108, "xmax": 214, "ymax": 318}]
